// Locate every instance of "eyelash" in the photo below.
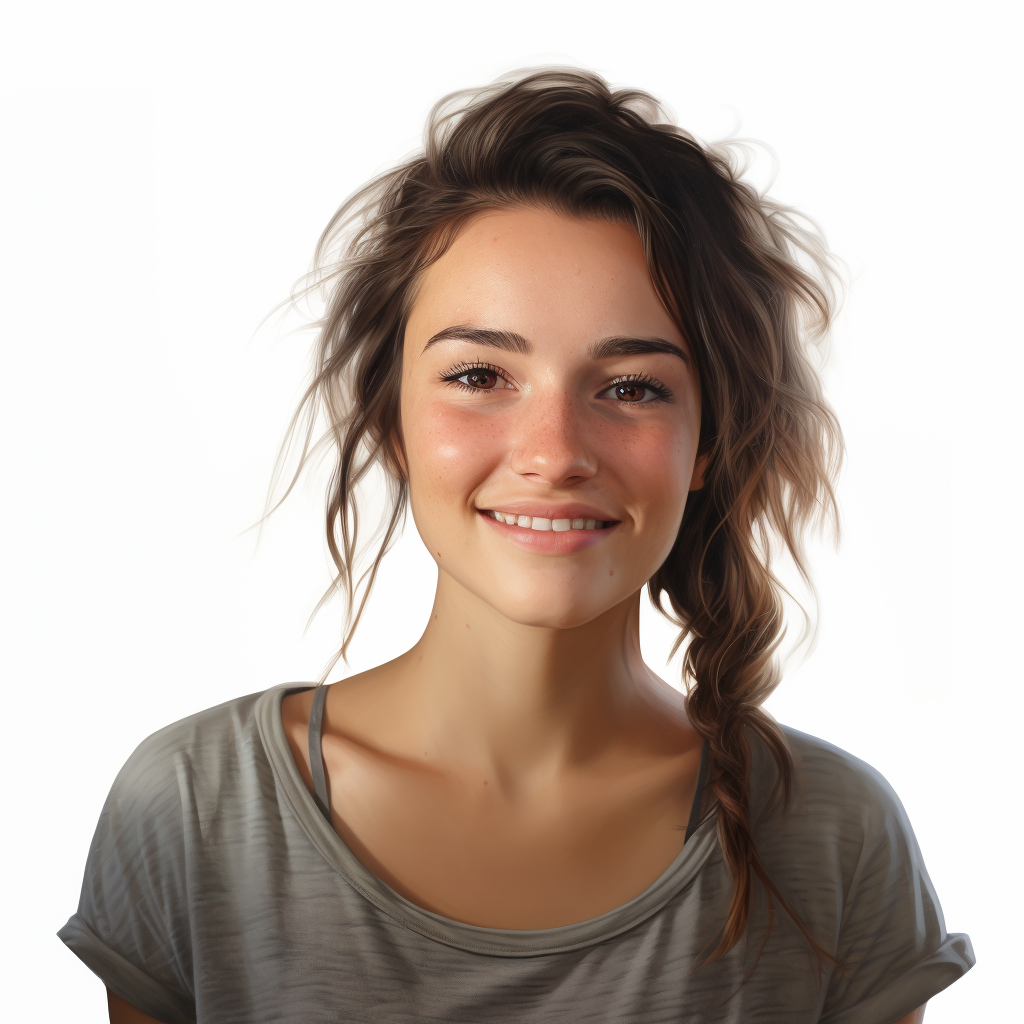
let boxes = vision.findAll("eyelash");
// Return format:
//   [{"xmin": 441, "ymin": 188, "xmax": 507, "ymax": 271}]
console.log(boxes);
[
  {"xmin": 606, "ymin": 373, "xmax": 674, "ymax": 403},
  {"xmin": 439, "ymin": 361, "xmax": 513, "ymax": 392},
  {"xmin": 438, "ymin": 363, "xmax": 674, "ymax": 403}
]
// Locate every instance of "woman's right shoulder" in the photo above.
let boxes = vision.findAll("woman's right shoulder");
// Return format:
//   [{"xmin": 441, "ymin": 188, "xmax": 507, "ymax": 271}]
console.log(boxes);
[
  {"xmin": 62, "ymin": 687, "xmax": 308, "ymax": 1023},
  {"xmin": 106, "ymin": 686, "xmax": 294, "ymax": 813}
]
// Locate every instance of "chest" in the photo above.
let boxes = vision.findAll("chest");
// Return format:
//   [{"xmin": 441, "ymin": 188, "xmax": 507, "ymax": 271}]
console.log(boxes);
[
  {"xmin": 318, "ymin": 744, "xmax": 699, "ymax": 929},
  {"xmin": 184, "ymin": 824, "xmax": 820, "ymax": 1024},
  {"xmin": 199, "ymin": 896, "xmax": 813, "ymax": 1024}
]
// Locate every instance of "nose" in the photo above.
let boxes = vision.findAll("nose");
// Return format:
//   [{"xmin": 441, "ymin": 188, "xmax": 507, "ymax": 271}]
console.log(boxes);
[{"xmin": 508, "ymin": 388, "xmax": 598, "ymax": 486}]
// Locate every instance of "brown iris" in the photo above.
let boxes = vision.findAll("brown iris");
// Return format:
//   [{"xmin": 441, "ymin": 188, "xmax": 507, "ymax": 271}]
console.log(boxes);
[
  {"xmin": 465, "ymin": 370, "xmax": 500, "ymax": 390},
  {"xmin": 614, "ymin": 383, "xmax": 646, "ymax": 402}
]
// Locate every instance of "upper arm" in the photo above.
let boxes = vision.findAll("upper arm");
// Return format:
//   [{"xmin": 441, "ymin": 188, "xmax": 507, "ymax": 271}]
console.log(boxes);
[
  {"xmin": 778, "ymin": 734, "xmax": 974, "ymax": 1024},
  {"xmin": 58, "ymin": 733, "xmax": 198, "ymax": 1023},
  {"xmin": 107, "ymin": 989, "xmax": 169, "ymax": 1024},
  {"xmin": 886, "ymin": 1006, "xmax": 926, "ymax": 1024}
]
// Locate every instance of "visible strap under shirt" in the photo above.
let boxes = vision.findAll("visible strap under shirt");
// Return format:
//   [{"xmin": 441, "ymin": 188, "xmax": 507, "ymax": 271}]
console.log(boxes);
[
  {"xmin": 308, "ymin": 683, "xmax": 332, "ymax": 822},
  {"xmin": 683, "ymin": 738, "xmax": 710, "ymax": 842},
  {"xmin": 307, "ymin": 682, "xmax": 711, "ymax": 840}
]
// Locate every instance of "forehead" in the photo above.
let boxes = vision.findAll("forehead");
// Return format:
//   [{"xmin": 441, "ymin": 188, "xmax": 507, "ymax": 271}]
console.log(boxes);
[{"xmin": 405, "ymin": 205, "xmax": 682, "ymax": 349}]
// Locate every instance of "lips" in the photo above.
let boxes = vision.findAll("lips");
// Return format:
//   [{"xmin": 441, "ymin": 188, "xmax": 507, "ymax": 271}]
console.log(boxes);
[
  {"xmin": 483, "ymin": 510, "xmax": 612, "ymax": 532},
  {"xmin": 477, "ymin": 502, "xmax": 618, "ymax": 522},
  {"xmin": 476, "ymin": 502, "xmax": 622, "ymax": 553},
  {"xmin": 478, "ymin": 505, "xmax": 620, "ymax": 554}
]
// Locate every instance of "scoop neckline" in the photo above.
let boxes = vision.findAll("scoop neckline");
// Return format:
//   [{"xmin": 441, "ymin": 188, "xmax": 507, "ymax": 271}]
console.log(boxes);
[{"xmin": 255, "ymin": 681, "xmax": 719, "ymax": 958}]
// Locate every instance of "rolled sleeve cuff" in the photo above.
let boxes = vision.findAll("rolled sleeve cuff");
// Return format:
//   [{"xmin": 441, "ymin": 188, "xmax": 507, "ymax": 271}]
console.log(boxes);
[
  {"xmin": 822, "ymin": 932, "xmax": 976, "ymax": 1024},
  {"xmin": 57, "ymin": 914, "xmax": 195, "ymax": 1024}
]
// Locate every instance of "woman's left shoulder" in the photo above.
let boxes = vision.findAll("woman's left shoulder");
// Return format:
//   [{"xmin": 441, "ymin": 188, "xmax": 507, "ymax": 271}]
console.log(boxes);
[
  {"xmin": 780, "ymin": 726, "xmax": 906, "ymax": 815},
  {"xmin": 759, "ymin": 732, "xmax": 976, "ymax": 1018},
  {"xmin": 750, "ymin": 725, "xmax": 921, "ymax": 863}
]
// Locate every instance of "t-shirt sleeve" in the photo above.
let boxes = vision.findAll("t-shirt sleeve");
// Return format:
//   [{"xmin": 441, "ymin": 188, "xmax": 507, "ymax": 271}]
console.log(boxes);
[
  {"xmin": 817, "ymin": 763, "xmax": 975, "ymax": 1024},
  {"xmin": 59, "ymin": 729, "xmax": 198, "ymax": 1024}
]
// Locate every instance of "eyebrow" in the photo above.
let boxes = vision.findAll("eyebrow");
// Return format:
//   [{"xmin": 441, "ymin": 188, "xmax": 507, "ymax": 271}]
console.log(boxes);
[
  {"xmin": 422, "ymin": 326, "xmax": 532, "ymax": 354},
  {"xmin": 422, "ymin": 326, "xmax": 689, "ymax": 364},
  {"xmin": 588, "ymin": 336, "xmax": 689, "ymax": 365}
]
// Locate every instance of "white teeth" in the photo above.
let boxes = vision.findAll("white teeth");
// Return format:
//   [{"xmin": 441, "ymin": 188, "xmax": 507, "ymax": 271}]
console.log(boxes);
[{"xmin": 487, "ymin": 511, "xmax": 609, "ymax": 532}]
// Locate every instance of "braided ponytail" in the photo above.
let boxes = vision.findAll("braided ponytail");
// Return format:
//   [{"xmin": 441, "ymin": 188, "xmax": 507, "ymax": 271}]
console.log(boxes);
[{"xmin": 648, "ymin": 133, "xmax": 845, "ymax": 959}]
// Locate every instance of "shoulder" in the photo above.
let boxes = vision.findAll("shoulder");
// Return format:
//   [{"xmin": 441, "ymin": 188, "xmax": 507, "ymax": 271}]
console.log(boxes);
[
  {"xmin": 760, "ymin": 733, "xmax": 976, "ymax": 1016},
  {"xmin": 64, "ymin": 689, "xmax": 295, "ymax": 1023},
  {"xmin": 749, "ymin": 725, "xmax": 921, "ymax": 869},
  {"xmin": 118, "ymin": 688, "xmax": 267, "ymax": 777},
  {"xmin": 781, "ymin": 725, "xmax": 905, "ymax": 820},
  {"xmin": 102, "ymin": 687, "xmax": 282, "ymax": 829}
]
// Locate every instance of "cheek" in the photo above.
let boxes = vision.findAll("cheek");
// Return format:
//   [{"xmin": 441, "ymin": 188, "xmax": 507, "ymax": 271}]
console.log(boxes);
[
  {"xmin": 600, "ymin": 420, "xmax": 693, "ymax": 520},
  {"xmin": 405, "ymin": 400, "xmax": 505, "ymax": 507}
]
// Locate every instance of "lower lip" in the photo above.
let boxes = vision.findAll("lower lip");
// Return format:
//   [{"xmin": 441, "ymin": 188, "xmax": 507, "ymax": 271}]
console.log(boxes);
[{"xmin": 478, "ymin": 511, "xmax": 620, "ymax": 554}]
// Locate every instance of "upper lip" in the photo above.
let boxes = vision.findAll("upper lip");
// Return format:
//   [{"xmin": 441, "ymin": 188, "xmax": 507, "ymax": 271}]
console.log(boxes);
[{"xmin": 476, "ymin": 501, "xmax": 621, "ymax": 522}]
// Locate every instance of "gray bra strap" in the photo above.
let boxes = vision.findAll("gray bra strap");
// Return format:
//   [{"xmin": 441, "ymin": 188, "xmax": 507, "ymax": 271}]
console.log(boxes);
[
  {"xmin": 308, "ymin": 684, "xmax": 332, "ymax": 823},
  {"xmin": 684, "ymin": 740, "xmax": 710, "ymax": 842}
]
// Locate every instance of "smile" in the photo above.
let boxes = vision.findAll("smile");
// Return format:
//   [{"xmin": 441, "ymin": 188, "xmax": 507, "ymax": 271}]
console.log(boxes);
[{"xmin": 483, "ymin": 511, "xmax": 614, "ymax": 531}]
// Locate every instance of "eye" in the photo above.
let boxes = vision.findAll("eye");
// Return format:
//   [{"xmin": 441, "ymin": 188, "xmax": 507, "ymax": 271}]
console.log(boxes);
[
  {"xmin": 440, "ymin": 362, "xmax": 514, "ymax": 393},
  {"xmin": 459, "ymin": 369, "xmax": 501, "ymax": 390},
  {"xmin": 601, "ymin": 374, "xmax": 673, "ymax": 404}
]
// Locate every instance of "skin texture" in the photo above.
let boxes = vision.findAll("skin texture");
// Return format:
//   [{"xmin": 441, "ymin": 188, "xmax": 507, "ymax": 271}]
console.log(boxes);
[{"xmin": 109, "ymin": 206, "xmax": 926, "ymax": 1023}]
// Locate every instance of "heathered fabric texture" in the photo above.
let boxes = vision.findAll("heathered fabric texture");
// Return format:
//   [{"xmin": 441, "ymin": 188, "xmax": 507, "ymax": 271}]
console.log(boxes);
[{"xmin": 59, "ymin": 684, "xmax": 974, "ymax": 1023}]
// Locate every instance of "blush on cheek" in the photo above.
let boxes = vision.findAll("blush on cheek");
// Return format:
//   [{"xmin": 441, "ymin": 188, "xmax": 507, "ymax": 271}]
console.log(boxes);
[
  {"xmin": 410, "ymin": 405, "xmax": 506, "ymax": 499},
  {"xmin": 430, "ymin": 405, "xmax": 506, "ymax": 452},
  {"xmin": 607, "ymin": 423, "xmax": 691, "ymax": 485},
  {"xmin": 613, "ymin": 434, "xmax": 693, "ymax": 546},
  {"xmin": 432, "ymin": 442, "xmax": 467, "ymax": 462}
]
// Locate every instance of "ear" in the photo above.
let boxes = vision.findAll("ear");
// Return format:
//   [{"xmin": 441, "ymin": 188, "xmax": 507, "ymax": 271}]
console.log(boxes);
[{"xmin": 688, "ymin": 450, "xmax": 710, "ymax": 492}]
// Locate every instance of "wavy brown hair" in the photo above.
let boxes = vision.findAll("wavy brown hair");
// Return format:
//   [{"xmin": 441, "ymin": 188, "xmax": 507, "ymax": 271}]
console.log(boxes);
[{"xmin": 273, "ymin": 67, "xmax": 844, "ymax": 962}]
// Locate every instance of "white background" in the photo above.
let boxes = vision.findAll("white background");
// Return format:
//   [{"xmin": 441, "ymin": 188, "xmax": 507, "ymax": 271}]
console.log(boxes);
[{"xmin": 1, "ymin": 1, "xmax": 1020, "ymax": 1020}]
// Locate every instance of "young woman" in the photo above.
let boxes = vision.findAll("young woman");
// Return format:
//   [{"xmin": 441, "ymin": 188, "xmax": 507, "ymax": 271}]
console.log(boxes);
[{"xmin": 60, "ymin": 69, "xmax": 974, "ymax": 1024}]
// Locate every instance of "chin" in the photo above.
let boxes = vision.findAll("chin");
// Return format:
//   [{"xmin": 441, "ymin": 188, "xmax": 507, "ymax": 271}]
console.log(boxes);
[
  {"xmin": 475, "ymin": 577, "xmax": 624, "ymax": 631},
  {"xmin": 495, "ymin": 601, "xmax": 613, "ymax": 631}
]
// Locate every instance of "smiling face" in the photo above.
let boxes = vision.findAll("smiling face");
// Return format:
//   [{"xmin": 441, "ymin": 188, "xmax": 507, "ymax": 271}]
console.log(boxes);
[{"xmin": 399, "ymin": 205, "xmax": 707, "ymax": 629}]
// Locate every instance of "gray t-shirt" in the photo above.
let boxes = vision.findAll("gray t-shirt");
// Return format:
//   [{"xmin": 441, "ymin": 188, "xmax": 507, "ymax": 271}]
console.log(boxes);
[{"xmin": 59, "ymin": 684, "xmax": 974, "ymax": 1024}]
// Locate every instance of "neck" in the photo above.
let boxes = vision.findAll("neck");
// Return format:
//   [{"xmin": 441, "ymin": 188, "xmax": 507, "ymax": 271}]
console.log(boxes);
[{"xmin": 387, "ymin": 570, "xmax": 685, "ymax": 791}]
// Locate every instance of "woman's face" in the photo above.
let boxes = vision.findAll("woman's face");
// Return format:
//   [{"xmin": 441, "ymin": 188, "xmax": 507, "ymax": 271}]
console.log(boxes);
[{"xmin": 400, "ymin": 205, "xmax": 707, "ymax": 629}]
